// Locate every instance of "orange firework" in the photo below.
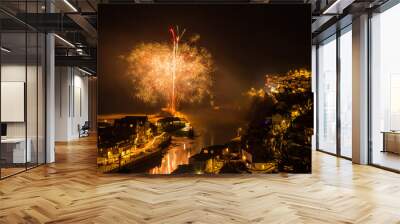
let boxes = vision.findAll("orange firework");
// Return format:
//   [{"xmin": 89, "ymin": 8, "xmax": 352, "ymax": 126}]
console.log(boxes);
[{"xmin": 124, "ymin": 27, "xmax": 214, "ymax": 112}]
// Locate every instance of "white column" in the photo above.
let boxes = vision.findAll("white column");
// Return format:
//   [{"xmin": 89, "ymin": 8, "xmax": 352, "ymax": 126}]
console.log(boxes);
[
  {"xmin": 46, "ymin": 32, "xmax": 55, "ymax": 163},
  {"xmin": 55, "ymin": 67, "xmax": 73, "ymax": 141},
  {"xmin": 45, "ymin": 0, "xmax": 55, "ymax": 163},
  {"xmin": 352, "ymin": 14, "xmax": 369, "ymax": 164}
]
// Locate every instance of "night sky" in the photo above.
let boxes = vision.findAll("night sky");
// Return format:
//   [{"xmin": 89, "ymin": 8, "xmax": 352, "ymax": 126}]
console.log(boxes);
[{"xmin": 98, "ymin": 4, "xmax": 311, "ymax": 115}]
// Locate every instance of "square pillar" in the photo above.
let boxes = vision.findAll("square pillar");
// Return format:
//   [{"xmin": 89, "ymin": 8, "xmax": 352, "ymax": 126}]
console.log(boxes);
[{"xmin": 352, "ymin": 14, "xmax": 369, "ymax": 164}]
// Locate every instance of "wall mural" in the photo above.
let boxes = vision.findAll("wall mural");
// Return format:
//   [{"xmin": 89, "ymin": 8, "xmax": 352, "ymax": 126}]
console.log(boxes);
[{"xmin": 98, "ymin": 4, "xmax": 312, "ymax": 174}]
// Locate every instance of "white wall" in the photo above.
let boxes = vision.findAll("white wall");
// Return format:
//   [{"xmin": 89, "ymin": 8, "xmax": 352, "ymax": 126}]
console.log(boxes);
[
  {"xmin": 1, "ymin": 63, "xmax": 46, "ymax": 163},
  {"xmin": 1, "ymin": 64, "xmax": 26, "ymax": 138},
  {"xmin": 55, "ymin": 67, "xmax": 89, "ymax": 141},
  {"xmin": 55, "ymin": 67, "xmax": 70, "ymax": 141},
  {"xmin": 1, "ymin": 65, "xmax": 41, "ymax": 137},
  {"xmin": 72, "ymin": 73, "xmax": 89, "ymax": 138}
]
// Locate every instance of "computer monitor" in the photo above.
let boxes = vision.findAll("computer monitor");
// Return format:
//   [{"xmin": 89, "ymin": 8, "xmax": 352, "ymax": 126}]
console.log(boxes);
[{"xmin": 1, "ymin": 123, "xmax": 7, "ymax": 137}]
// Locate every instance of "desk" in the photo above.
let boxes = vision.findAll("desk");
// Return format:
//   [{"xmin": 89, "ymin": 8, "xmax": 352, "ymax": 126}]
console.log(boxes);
[
  {"xmin": 382, "ymin": 131, "xmax": 400, "ymax": 154},
  {"xmin": 1, "ymin": 138, "xmax": 31, "ymax": 164}
]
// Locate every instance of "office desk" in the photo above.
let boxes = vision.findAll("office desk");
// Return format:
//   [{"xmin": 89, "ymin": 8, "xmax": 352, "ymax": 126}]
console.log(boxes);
[
  {"xmin": 1, "ymin": 138, "xmax": 31, "ymax": 164},
  {"xmin": 382, "ymin": 131, "xmax": 400, "ymax": 154}
]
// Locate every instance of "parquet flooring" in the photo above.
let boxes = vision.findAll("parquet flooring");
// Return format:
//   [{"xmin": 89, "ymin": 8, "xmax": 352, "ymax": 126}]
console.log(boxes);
[{"xmin": 0, "ymin": 136, "xmax": 400, "ymax": 223}]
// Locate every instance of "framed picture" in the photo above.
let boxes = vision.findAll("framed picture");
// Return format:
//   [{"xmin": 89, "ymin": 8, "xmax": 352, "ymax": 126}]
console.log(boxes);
[{"xmin": 98, "ymin": 4, "xmax": 312, "ymax": 174}]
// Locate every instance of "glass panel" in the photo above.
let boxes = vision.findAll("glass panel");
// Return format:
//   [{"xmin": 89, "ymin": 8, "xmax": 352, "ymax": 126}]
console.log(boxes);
[
  {"xmin": 0, "ymin": 2, "xmax": 46, "ymax": 178},
  {"xmin": 27, "ymin": 31, "xmax": 38, "ymax": 169},
  {"xmin": 1, "ymin": 31, "xmax": 27, "ymax": 177},
  {"xmin": 371, "ymin": 3, "xmax": 400, "ymax": 171},
  {"xmin": 339, "ymin": 29, "xmax": 352, "ymax": 158},
  {"xmin": 26, "ymin": 0, "xmax": 39, "ymax": 169},
  {"xmin": 317, "ymin": 36, "xmax": 337, "ymax": 154}
]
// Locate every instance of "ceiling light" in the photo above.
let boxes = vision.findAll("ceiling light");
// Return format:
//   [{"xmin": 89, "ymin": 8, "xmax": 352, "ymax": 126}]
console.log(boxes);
[
  {"xmin": 63, "ymin": 0, "xmax": 78, "ymax": 12},
  {"xmin": 1, "ymin": 47, "xmax": 11, "ymax": 53},
  {"xmin": 76, "ymin": 48, "xmax": 85, "ymax": 55},
  {"xmin": 54, "ymin": 34, "xmax": 75, "ymax": 48}
]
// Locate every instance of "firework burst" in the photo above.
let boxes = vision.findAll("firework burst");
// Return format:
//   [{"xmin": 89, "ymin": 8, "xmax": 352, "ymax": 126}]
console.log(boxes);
[{"xmin": 123, "ymin": 26, "xmax": 214, "ymax": 113}]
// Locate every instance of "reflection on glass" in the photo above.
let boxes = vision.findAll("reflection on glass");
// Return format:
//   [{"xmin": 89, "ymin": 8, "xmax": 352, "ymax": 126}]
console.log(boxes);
[
  {"xmin": 371, "ymin": 3, "xmax": 400, "ymax": 171},
  {"xmin": 340, "ymin": 29, "xmax": 352, "ymax": 158},
  {"xmin": 318, "ymin": 37, "xmax": 337, "ymax": 154}
]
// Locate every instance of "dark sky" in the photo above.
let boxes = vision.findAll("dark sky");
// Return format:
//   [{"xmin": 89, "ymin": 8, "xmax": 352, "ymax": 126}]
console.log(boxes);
[{"xmin": 98, "ymin": 4, "xmax": 311, "ymax": 115}]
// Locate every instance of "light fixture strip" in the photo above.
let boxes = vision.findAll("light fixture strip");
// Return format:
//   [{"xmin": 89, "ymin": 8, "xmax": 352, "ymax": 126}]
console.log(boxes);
[
  {"xmin": 63, "ymin": 0, "xmax": 78, "ymax": 12},
  {"xmin": 77, "ymin": 67, "xmax": 93, "ymax": 76},
  {"xmin": 1, "ymin": 47, "xmax": 11, "ymax": 53},
  {"xmin": 322, "ymin": 0, "xmax": 342, "ymax": 15},
  {"xmin": 54, "ymin": 34, "xmax": 75, "ymax": 48}
]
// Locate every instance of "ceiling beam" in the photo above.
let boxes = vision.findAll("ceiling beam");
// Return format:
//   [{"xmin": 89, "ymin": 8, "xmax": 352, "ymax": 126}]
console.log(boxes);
[
  {"xmin": 55, "ymin": 55, "xmax": 96, "ymax": 72},
  {"xmin": 67, "ymin": 13, "xmax": 98, "ymax": 39}
]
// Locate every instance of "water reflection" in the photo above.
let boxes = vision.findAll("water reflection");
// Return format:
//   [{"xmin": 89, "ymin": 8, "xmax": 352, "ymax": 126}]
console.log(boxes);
[
  {"xmin": 149, "ymin": 137, "xmax": 199, "ymax": 174},
  {"xmin": 147, "ymin": 108, "xmax": 245, "ymax": 174}
]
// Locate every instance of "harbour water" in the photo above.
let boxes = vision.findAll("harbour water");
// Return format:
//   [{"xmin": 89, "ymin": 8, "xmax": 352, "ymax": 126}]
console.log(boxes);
[{"xmin": 145, "ymin": 108, "xmax": 245, "ymax": 174}]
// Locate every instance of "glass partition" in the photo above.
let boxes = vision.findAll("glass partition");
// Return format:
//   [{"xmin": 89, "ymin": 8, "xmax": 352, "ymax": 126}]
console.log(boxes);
[
  {"xmin": 0, "ymin": 2, "xmax": 46, "ymax": 179},
  {"xmin": 0, "ymin": 31, "xmax": 27, "ymax": 177}
]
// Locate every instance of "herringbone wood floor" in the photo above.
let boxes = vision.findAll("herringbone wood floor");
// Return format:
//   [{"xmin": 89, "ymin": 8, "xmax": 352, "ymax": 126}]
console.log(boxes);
[{"xmin": 1, "ymin": 136, "xmax": 400, "ymax": 224}]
